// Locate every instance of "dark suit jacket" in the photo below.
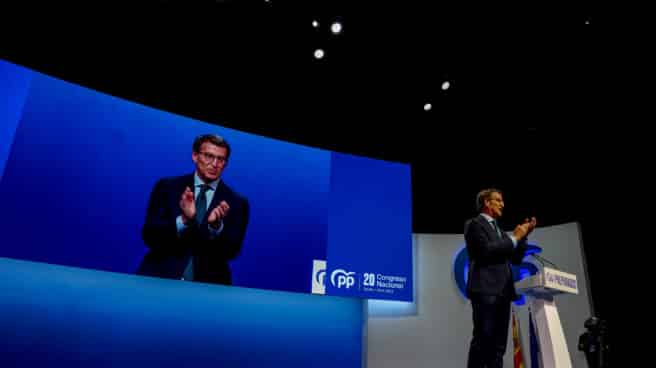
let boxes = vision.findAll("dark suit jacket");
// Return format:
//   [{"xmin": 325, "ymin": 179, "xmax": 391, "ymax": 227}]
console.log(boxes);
[
  {"xmin": 137, "ymin": 174, "xmax": 249, "ymax": 285},
  {"xmin": 464, "ymin": 214, "xmax": 526, "ymax": 300}
]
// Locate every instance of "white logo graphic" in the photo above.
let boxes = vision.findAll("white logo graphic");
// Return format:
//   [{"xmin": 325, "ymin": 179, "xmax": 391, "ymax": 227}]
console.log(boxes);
[
  {"xmin": 311, "ymin": 260, "xmax": 327, "ymax": 294},
  {"xmin": 330, "ymin": 269, "xmax": 356, "ymax": 289}
]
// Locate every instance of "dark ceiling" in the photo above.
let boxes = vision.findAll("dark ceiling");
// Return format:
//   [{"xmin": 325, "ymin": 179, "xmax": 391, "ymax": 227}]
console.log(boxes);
[
  {"xmin": 2, "ymin": 2, "xmax": 625, "ymax": 317},
  {"xmin": 0, "ymin": 1, "xmax": 613, "ymax": 228}
]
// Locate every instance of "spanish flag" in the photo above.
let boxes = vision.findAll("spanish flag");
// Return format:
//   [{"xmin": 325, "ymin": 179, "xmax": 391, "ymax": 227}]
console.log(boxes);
[{"xmin": 512, "ymin": 306, "xmax": 526, "ymax": 368}]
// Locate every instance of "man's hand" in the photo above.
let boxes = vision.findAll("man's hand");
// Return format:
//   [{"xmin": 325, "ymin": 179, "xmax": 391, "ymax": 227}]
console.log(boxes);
[
  {"xmin": 208, "ymin": 201, "xmax": 230, "ymax": 229},
  {"xmin": 512, "ymin": 217, "xmax": 537, "ymax": 240},
  {"xmin": 179, "ymin": 187, "xmax": 196, "ymax": 224},
  {"xmin": 525, "ymin": 217, "xmax": 537, "ymax": 234}
]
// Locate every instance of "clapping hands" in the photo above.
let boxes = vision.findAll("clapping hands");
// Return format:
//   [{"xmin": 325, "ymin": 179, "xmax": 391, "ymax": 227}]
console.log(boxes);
[{"xmin": 512, "ymin": 217, "xmax": 537, "ymax": 241}]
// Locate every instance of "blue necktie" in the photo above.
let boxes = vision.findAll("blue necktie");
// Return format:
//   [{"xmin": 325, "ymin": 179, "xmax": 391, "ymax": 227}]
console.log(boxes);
[
  {"xmin": 182, "ymin": 184, "xmax": 211, "ymax": 281},
  {"xmin": 195, "ymin": 184, "xmax": 211, "ymax": 224}
]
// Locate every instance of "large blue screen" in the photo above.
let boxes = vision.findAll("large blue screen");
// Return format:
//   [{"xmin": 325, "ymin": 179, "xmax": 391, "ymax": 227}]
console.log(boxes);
[{"xmin": 0, "ymin": 59, "xmax": 413, "ymax": 301}]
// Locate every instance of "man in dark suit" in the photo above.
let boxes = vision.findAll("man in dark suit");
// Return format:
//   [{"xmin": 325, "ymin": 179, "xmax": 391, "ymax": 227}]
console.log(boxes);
[
  {"xmin": 137, "ymin": 134, "xmax": 249, "ymax": 285},
  {"xmin": 465, "ymin": 188, "xmax": 536, "ymax": 368}
]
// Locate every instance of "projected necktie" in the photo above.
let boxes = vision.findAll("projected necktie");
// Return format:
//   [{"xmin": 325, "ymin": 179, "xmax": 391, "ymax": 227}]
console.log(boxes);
[
  {"xmin": 182, "ymin": 184, "xmax": 211, "ymax": 281},
  {"xmin": 195, "ymin": 184, "xmax": 211, "ymax": 224}
]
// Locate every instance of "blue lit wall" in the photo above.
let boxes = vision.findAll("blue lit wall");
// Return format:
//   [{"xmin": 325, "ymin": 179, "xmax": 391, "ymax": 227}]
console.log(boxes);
[
  {"xmin": 0, "ymin": 257, "xmax": 364, "ymax": 367},
  {"xmin": 0, "ymin": 60, "xmax": 31, "ymax": 180}
]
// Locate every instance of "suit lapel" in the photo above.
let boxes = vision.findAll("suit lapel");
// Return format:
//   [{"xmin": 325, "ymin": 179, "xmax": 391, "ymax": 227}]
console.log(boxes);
[
  {"xmin": 206, "ymin": 180, "xmax": 227, "ymax": 216},
  {"xmin": 477, "ymin": 215, "xmax": 499, "ymax": 240}
]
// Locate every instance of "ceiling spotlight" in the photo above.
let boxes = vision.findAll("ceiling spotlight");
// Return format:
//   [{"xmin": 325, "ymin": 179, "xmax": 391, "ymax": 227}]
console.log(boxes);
[
  {"xmin": 314, "ymin": 49, "xmax": 325, "ymax": 59},
  {"xmin": 585, "ymin": 20, "xmax": 590, "ymax": 25},
  {"xmin": 330, "ymin": 22, "xmax": 343, "ymax": 35},
  {"xmin": 312, "ymin": 20, "xmax": 319, "ymax": 28},
  {"xmin": 441, "ymin": 81, "xmax": 451, "ymax": 91},
  {"xmin": 424, "ymin": 103, "xmax": 432, "ymax": 111}
]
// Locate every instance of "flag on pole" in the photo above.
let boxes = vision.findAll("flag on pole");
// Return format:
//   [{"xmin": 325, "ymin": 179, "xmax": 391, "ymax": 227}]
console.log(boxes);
[{"xmin": 512, "ymin": 306, "xmax": 526, "ymax": 368}]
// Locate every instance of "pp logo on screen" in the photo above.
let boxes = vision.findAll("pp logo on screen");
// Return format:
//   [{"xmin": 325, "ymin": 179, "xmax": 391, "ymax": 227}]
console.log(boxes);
[
  {"xmin": 330, "ymin": 269, "xmax": 356, "ymax": 289},
  {"xmin": 311, "ymin": 260, "xmax": 327, "ymax": 294}
]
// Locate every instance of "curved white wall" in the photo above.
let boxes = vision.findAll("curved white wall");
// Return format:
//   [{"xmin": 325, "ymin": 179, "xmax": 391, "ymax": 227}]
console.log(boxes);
[{"xmin": 367, "ymin": 222, "xmax": 593, "ymax": 368}]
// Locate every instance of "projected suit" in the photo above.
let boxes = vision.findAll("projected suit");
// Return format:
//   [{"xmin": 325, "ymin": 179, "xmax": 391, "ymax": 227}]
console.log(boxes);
[
  {"xmin": 464, "ymin": 188, "xmax": 535, "ymax": 368},
  {"xmin": 137, "ymin": 134, "xmax": 249, "ymax": 285}
]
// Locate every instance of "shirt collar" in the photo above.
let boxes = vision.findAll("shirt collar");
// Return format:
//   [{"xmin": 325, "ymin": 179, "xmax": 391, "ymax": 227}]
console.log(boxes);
[
  {"xmin": 194, "ymin": 172, "xmax": 219, "ymax": 191},
  {"xmin": 480, "ymin": 213, "xmax": 495, "ymax": 223}
]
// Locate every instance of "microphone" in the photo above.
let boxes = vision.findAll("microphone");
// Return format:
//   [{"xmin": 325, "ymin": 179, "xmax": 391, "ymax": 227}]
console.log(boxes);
[
  {"xmin": 530, "ymin": 253, "xmax": 559, "ymax": 269},
  {"xmin": 529, "ymin": 253, "xmax": 545, "ymax": 268}
]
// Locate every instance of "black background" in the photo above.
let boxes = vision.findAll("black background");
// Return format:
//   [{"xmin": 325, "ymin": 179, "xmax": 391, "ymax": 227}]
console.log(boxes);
[{"xmin": 2, "ymin": 1, "xmax": 629, "ymax": 332}]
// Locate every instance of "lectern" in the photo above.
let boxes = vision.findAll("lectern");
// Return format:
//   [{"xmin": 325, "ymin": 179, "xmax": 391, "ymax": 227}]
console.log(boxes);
[{"xmin": 515, "ymin": 266, "xmax": 578, "ymax": 368}]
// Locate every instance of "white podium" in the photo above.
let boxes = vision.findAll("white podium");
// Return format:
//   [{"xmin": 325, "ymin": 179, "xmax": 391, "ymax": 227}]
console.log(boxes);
[{"xmin": 515, "ymin": 267, "xmax": 578, "ymax": 368}]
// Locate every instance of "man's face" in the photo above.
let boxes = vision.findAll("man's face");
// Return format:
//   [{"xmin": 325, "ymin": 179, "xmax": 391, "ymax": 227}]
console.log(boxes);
[
  {"xmin": 485, "ymin": 192, "xmax": 504, "ymax": 218},
  {"xmin": 192, "ymin": 142, "xmax": 228, "ymax": 183}
]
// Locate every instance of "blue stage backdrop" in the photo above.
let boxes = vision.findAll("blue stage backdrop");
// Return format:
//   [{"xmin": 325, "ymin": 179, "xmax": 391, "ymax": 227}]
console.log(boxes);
[
  {"xmin": 0, "ymin": 257, "xmax": 365, "ymax": 368},
  {"xmin": 0, "ymin": 60, "xmax": 31, "ymax": 180},
  {"xmin": 0, "ymin": 58, "xmax": 412, "ymax": 301}
]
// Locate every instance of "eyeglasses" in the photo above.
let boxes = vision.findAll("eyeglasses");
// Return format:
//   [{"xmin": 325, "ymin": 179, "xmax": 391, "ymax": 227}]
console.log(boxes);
[{"xmin": 199, "ymin": 151, "xmax": 227, "ymax": 164}]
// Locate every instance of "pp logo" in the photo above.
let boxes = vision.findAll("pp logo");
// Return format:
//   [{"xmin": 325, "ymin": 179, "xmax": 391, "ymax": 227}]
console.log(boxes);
[
  {"xmin": 312, "ymin": 260, "xmax": 327, "ymax": 294},
  {"xmin": 331, "ymin": 269, "xmax": 356, "ymax": 289}
]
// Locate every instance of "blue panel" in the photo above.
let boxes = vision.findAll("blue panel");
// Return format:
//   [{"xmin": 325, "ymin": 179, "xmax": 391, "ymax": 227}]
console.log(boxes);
[
  {"xmin": 325, "ymin": 152, "xmax": 413, "ymax": 301},
  {"xmin": 0, "ymin": 60, "xmax": 32, "ymax": 181},
  {"xmin": 0, "ymin": 257, "xmax": 364, "ymax": 368}
]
